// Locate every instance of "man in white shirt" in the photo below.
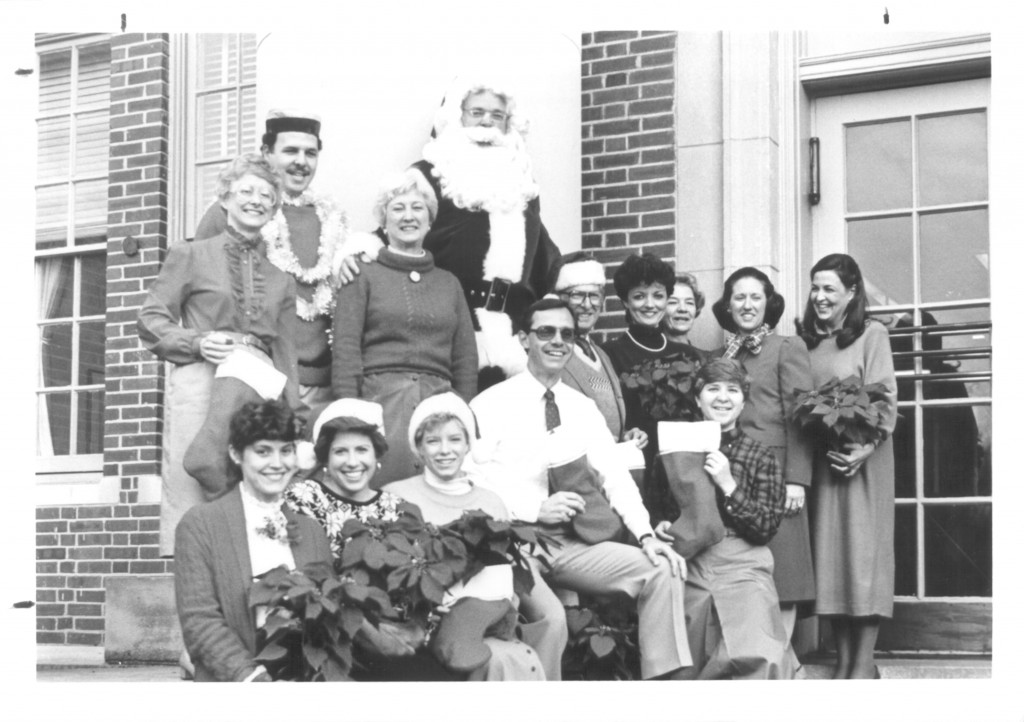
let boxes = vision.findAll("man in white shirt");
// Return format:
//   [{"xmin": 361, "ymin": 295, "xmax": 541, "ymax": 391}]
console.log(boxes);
[{"xmin": 470, "ymin": 298, "xmax": 692, "ymax": 679}]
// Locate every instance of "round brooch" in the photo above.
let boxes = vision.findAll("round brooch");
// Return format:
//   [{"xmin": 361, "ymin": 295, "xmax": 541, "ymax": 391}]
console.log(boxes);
[{"xmin": 409, "ymin": 271, "xmax": 421, "ymax": 283}]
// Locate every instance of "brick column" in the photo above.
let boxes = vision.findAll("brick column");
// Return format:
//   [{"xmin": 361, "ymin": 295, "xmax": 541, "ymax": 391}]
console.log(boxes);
[{"xmin": 580, "ymin": 31, "xmax": 678, "ymax": 341}]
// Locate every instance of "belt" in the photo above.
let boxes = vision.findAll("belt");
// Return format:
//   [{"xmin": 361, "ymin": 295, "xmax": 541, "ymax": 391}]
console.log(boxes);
[
  {"xmin": 222, "ymin": 332, "xmax": 271, "ymax": 357},
  {"xmin": 465, "ymin": 277, "xmax": 514, "ymax": 313},
  {"xmin": 463, "ymin": 277, "xmax": 537, "ymax": 328}
]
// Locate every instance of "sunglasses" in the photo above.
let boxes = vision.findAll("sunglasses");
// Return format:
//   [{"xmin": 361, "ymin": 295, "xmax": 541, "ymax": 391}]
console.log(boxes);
[{"xmin": 529, "ymin": 326, "xmax": 575, "ymax": 342}]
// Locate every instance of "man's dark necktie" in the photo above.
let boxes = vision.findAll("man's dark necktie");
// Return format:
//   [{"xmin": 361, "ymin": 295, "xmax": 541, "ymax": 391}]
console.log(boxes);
[
  {"xmin": 544, "ymin": 389, "xmax": 561, "ymax": 431},
  {"xmin": 576, "ymin": 336, "xmax": 597, "ymax": 362}
]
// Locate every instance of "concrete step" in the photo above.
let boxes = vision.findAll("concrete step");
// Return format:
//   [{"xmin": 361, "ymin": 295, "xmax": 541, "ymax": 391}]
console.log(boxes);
[{"xmin": 802, "ymin": 657, "xmax": 991, "ymax": 679}]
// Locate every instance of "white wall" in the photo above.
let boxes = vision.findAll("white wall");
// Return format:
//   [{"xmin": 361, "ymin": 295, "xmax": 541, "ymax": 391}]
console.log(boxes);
[{"xmin": 255, "ymin": 31, "xmax": 582, "ymax": 252}]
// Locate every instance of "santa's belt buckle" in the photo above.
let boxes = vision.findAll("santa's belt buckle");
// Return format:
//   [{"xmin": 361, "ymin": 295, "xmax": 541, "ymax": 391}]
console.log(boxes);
[{"xmin": 483, "ymin": 277, "xmax": 512, "ymax": 313}]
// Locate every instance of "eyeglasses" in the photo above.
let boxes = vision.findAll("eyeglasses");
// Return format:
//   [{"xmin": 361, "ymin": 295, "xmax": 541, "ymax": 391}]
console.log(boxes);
[
  {"xmin": 562, "ymin": 290, "xmax": 604, "ymax": 306},
  {"xmin": 232, "ymin": 185, "xmax": 277, "ymax": 204},
  {"xmin": 530, "ymin": 326, "xmax": 575, "ymax": 342},
  {"xmin": 462, "ymin": 107, "xmax": 508, "ymax": 123}
]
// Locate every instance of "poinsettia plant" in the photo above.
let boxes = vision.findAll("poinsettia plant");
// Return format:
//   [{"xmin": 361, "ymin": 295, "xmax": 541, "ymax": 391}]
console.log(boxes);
[
  {"xmin": 249, "ymin": 560, "xmax": 392, "ymax": 681},
  {"xmin": 792, "ymin": 374, "xmax": 891, "ymax": 446},
  {"xmin": 619, "ymin": 355, "xmax": 701, "ymax": 422},
  {"xmin": 338, "ymin": 503, "xmax": 555, "ymax": 630},
  {"xmin": 562, "ymin": 601, "xmax": 640, "ymax": 681}
]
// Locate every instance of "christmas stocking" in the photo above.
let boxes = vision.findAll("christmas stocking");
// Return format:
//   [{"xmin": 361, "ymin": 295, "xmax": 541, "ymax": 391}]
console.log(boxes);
[
  {"xmin": 183, "ymin": 348, "xmax": 287, "ymax": 499},
  {"xmin": 545, "ymin": 429, "xmax": 624, "ymax": 544},
  {"xmin": 429, "ymin": 597, "xmax": 518, "ymax": 674},
  {"xmin": 657, "ymin": 421, "xmax": 726, "ymax": 559}
]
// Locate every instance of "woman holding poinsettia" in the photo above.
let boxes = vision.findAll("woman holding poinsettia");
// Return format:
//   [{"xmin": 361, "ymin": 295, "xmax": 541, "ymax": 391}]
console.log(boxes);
[{"xmin": 798, "ymin": 253, "xmax": 897, "ymax": 680}]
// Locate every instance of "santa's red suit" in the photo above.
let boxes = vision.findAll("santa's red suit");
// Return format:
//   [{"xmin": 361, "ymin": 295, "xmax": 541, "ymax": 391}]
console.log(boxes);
[{"xmin": 407, "ymin": 81, "xmax": 561, "ymax": 383}]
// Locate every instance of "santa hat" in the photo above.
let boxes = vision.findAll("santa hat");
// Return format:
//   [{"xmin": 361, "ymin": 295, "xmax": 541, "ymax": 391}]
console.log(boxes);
[
  {"xmin": 406, "ymin": 392, "xmax": 483, "ymax": 462},
  {"xmin": 431, "ymin": 76, "xmax": 530, "ymax": 139},
  {"xmin": 553, "ymin": 259, "xmax": 605, "ymax": 292},
  {"xmin": 311, "ymin": 398, "xmax": 385, "ymax": 442}
]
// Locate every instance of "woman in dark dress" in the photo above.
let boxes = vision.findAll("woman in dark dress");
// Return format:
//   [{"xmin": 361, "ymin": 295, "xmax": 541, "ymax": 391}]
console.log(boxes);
[{"xmin": 602, "ymin": 253, "xmax": 704, "ymax": 520}]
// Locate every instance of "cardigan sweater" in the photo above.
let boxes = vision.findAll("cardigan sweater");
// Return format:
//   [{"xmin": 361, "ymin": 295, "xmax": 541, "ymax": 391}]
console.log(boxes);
[{"xmin": 331, "ymin": 247, "xmax": 478, "ymax": 400}]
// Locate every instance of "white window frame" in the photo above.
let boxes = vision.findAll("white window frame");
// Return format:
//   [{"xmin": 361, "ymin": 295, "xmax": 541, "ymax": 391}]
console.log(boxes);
[{"xmin": 34, "ymin": 34, "xmax": 111, "ymax": 486}]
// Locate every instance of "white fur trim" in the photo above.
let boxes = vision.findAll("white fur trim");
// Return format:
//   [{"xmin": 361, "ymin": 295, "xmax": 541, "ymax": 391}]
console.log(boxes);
[
  {"xmin": 544, "ymin": 426, "xmax": 588, "ymax": 467},
  {"xmin": 483, "ymin": 209, "xmax": 527, "ymax": 283},
  {"xmin": 657, "ymin": 421, "xmax": 721, "ymax": 454},
  {"xmin": 312, "ymin": 398, "xmax": 385, "ymax": 441},
  {"xmin": 475, "ymin": 309, "xmax": 527, "ymax": 377},
  {"xmin": 215, "ymin": 348, "xmax": 287, "ymax": 400},
  {"xmin": 432, "ymin": 76, "xmax": 529, "ymax": 140},
  {"xmin": 406, "ymin": 392, "xmax": 478, "ymax": 457},
  {"xmin": 554, "ymin": 260, "xmax": 605, "ymax": 291}
]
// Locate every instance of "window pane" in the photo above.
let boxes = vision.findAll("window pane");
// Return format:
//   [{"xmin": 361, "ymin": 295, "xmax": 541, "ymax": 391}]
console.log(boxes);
[
  {"xmin": 923, "ymin": 405, "xmax": 990, "ymax": 498},
  {"xmin": 920, "ymin": 307, "xmax": 991, "ymax": 393},
  {"xmin": 240, "ymin": 34, "xmax": 257, "ymax": 83},
  {"xmin": 846, "ymin": 119, "xmax": 912, "ymax": 212},
  {"xmin": 194, "ymin": 163, "xmax": 224, "ymax": 214},
  {"xmin": 40, "ymin": 323, "xmax": 72, "ymax": 387},
  {"xmin": 79, "ymin": 253, "xmax": 107, "ymax": 317},
  {"xmin": 894, "ymin": 504, "xmax": 916, "ymax": 597},
  {"xmin": 36, "ymin": 184, "xmax": 68, "ymax": 249},
  {"xmin": 73, "ymin": 179, "xmax": 108, "ymax": 240},
  {"xmin": 924, "ymin": 504, "xmax": 991, "ymax": 597},
  {"xmin": 892, "ymin": 405, "xmax": 915, "ymax": 499},
  {"xmin": 38, "ymin": 393, "xmax": 71, "ymax": 456},
  {"xmin": 197, "ymin": 91, "xmax": 240, "ymax": 160},
  {"xmin": 197, "ymin": 34, "xmax": 239, "ymax": 89},
  {"xmin": 918, "ymin": 111, "xmax": 988, "ymax": 206},
  {"xmin": 847, "ymin": 215, "xmax": 913, "ymax": 305},
  {"xmin": 920, "ymin": 209, "xmax": 989, "ymax": 303},
  {"xmin": 38, "ymin": 48, "xmax": 71, "ymax": 114},
  {"xmin": 240, "ymin": 86, "xmax": 258, "ymax": 152},
  {"xmin": 37, "ymin": 256, "xmax": 74, "ymax": 319},
  {"xmin": 74, "ymin": 110, "xmax": 109, "ymax": 177},
  {"xmin": 77, "ymin": 42, "xmax": 111, "ymax": 109},
  {"xmin": 78, "ymin": 321, "xmax": 106, "ymax": 386},
  {"xmin": 76, "ymin": 389, "xmax": 104, "ymax": 454},
  {"xmin": 37, "ymin": 116, "xmax": 70, "ymax": 181}
]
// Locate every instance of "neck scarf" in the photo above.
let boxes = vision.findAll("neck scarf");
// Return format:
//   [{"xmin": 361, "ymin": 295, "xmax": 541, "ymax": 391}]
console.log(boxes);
[{"xmin": 724, "ymin": 324, "xmax": 772, "ymax": 358}]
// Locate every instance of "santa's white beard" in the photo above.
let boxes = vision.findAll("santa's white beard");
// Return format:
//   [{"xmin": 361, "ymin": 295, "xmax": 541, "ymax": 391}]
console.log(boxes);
[{"xmin": 423, "ymin": 124, "xmax": 539, "ymax": 214}]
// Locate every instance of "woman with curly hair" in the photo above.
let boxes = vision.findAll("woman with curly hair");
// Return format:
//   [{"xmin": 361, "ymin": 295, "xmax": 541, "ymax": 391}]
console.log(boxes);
[{"xmin": 174, "ymin": 401, "xmax": 331, "ymax": 682}]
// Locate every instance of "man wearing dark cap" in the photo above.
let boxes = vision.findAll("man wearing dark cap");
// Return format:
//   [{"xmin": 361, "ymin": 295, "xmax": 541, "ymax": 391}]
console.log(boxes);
[{"xmin": 195, "ymin": 111, "xmax": 376, "ymax": 417}]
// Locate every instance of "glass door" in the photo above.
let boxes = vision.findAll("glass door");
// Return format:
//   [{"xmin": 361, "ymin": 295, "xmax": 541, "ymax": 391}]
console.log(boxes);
[{"xmin": 811, "ymin": 78, "xmax": 991, "ymax": 652}]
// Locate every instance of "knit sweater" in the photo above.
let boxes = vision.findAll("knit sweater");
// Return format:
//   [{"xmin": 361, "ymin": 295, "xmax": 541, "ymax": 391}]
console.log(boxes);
[
  {"xmin": 383, "ymin": 476, "xmax": 509, "ymax": 526},
  {"xmin": 331, "ymin": 247, "xmax": 478, "ymax": 400}
]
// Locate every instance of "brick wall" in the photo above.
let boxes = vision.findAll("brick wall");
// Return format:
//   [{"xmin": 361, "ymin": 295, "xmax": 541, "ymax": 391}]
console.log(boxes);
[
  {"xmin": 36, "ymin": 33, "xmax": 171, "ymax": 647},
  {"xmin": 580, "ymin": 31, "xmax": 677, "ymax": 341}
]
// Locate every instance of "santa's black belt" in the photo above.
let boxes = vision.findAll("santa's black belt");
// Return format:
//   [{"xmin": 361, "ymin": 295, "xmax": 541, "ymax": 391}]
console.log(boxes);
[
  {"xmin": 463, "ymin": 277, "xmax": 536, "ymax": 318},
  {"xmin": 221, "ymin": 332, "xmax": 271, "ymax": 357}
]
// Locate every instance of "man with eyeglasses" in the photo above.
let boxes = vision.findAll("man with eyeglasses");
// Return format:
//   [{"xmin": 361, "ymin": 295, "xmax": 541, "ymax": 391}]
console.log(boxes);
[
  {"xmin": 548, "ymin": 252, "xmax": 647, "ymax": 449},
  {"xmin": 470, "ymin": 298, "xmax": 692, "ymax": 680},
  {"xmin": 339, "ymin": 78, "xmax": 561, "ymax": 392}
]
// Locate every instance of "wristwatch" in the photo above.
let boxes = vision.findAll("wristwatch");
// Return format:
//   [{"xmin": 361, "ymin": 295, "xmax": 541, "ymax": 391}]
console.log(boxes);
[{"xmin": 639, "ymin": 533, "xmax": 654, "ymax": 544}]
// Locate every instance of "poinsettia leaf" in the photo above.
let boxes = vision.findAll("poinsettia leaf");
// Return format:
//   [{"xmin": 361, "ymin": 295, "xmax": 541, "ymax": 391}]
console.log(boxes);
[
  {"xmin": 339, "ymin": 535, "xmax": 369, "ymax": 569},
  {"xmin": 339, "ymin": 606, "xmax": 365, "ymax": 638},
  {"xmin": 303, "ymin": 641, "xmax": 328, "ymax": 670},
  {"xmin": 386, "ymin": 567, "xmax": 410, "ymax": 592},
  {"xmin": 589, "ymin": 634, "xmax": 616, "ymax": 658},
  {"xmin": 418, "ymin": 572, "xmax": 446, "ymax": 605},
  {"xmin": 363, "ymin": 541, "xmax": 388, "ymax": 570},
  {"xmin": 255, "ymin": 641, "xmax": 290, "ymax": 663},
  {"xmin": 383, "ymin": 549, "xmax": 413, "ymax": 567},
  {"xmin": 304, "ymin": 600, "xmax": 323, "ymax": 621}
]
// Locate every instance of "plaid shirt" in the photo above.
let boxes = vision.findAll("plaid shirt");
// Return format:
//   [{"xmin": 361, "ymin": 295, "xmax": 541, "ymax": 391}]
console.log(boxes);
[{"xmin": 716, "ymin": 429, "xmax": 785, "ymax": 545}]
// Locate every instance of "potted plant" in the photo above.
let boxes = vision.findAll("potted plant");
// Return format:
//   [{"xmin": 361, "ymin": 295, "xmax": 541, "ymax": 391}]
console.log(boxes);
[
  {"xmin": 792, "ymin": 374, "xmax": 891, "ymax": 448},
  {"xmin": 562, "ymin": 601, "xmax": 640, "ymax": 681}
]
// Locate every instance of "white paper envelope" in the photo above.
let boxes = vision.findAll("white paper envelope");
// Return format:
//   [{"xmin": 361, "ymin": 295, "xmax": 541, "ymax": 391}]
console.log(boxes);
[
  {"xmin": 613, "ymin": 439, "xmax": 647, "ymax": 470},
  {"xmin": 215, "ymin": 348, "xmax": 287, "ymax": 400},
  {"xmin": 657, "ymin": 420, "xmax": 721, "ymax": 454}
]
